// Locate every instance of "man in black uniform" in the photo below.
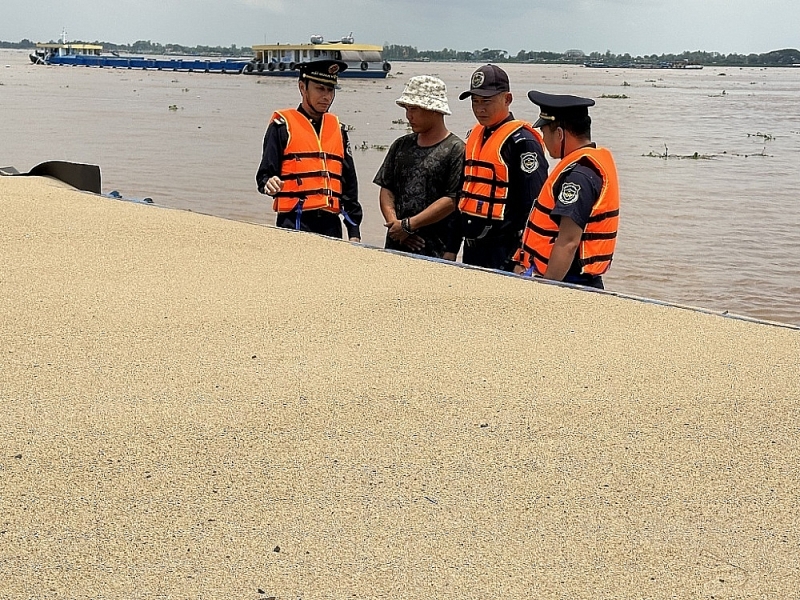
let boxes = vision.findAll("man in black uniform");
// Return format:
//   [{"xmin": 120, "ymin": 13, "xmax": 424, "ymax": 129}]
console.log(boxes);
[
  {"xmin": 513, "ymin": 91, "xmax": 620, "ymax": 288},
  {"xmin": 446, "ymin": 64, "xmax": 548, "ymax": 270},
  {"xmin": 255, "ymin": 59, "xmax": 363, "ymax": 241}
]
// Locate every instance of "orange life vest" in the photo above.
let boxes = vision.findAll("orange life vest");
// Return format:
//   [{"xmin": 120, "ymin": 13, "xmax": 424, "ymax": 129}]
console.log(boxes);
[
  {"xmin": 459, "ymin": 120, "xmax": 544, "ymax": 221},
  {"xmin": 272, "ymin": 109, "xmax": 344, "ymax": 214},
  {"xmin": 516, "ymin": 146, "xmax": 619, "ymax": 276}
]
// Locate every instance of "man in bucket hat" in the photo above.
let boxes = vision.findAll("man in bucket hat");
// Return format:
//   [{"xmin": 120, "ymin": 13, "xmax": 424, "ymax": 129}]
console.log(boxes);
[
  {"xmin": 256, "ymin": 59, "xmax": 363, "ymax": 241},
  {"xmin": 447, "ymin": 64, "xmax": 549, "ymax": 270},
  {"xmin": 374, "ymin": 75, "xmax": 465, "ymax": 258}
]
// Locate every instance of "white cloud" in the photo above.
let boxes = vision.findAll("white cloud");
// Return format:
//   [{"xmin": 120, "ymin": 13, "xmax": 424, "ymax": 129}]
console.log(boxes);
[
  {"xmin": 236, "ymin": 0, "xmax": 286, "ymax": 9},
  {"xmin": 2, "ymin": 0, "xmax": 798, "ymax": 54}
]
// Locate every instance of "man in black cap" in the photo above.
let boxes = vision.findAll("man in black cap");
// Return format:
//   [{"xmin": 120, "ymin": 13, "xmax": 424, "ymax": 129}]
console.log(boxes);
[
  {"xmin": 256, "ymin": 59, "xmax": 363, "ymax": 241},
  {"xmin": 445, "ymin": 64, "xmax": 548, "ymax": 270},
  {"xmin": 513, "ymin": 91, "xmax": 620, "ymax": 288}
]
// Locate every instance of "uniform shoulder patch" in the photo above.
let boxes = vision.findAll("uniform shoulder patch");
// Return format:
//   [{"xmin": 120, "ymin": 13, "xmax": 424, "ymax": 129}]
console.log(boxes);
[
  {"xmin": 558, "ymin": 181, "xmax": 581, "ymax": 205},
  {"xmin": 520, "ymin": 152, "xmax": 539, "ymax": 174},
  {"xmin": 513, "ymin": 129, "xmax": 538, "ymax": 145}
]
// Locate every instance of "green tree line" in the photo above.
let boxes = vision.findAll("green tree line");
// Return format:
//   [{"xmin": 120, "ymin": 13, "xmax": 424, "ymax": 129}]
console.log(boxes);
[
  {"xmin": 382, "ymin": 44, "xmax": 800, "ymax": 66},
  {"xmin": 1, "ymin": 38, "xmax": 251, "ymax": 57},
  {"xmin": 4, "ymin": 38, "xmax": 800, "ymax": 66}
]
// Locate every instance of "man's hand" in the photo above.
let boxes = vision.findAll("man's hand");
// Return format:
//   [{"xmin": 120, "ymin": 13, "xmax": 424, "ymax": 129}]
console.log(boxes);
[
  {"xmin": 264, "ymin": 176, "xmax": 284, "ymax": 196},
  {"xmin": 513, "ymin": 264, "xmax": 525, "ymax": 275},
  {"xmin": 384, "ymin": 219, "xmax": 406, "ymax": 242},
  {"xmin": 384, "ymin": 219, "xmax": 425, "ymax": 251},
  {"xmin": 402, "ymin": 234, "xmax": 426, "ymax": 252},
  {"xmin": 349, "ymin": 237, "xmax": 361, "ymax": 243},
  {"xmin": 442, "ymin": 252, "xmax": 457, "ymax": 261}
]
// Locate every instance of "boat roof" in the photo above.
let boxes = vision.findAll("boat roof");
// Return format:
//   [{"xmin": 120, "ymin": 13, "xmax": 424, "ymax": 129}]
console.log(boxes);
[
  {"xmin": 36, "ymin": 42, "xmax": 104, "ymax": 50},
  {"xmin": 252, "ymin": 42, "xmax": 382, "ymax": 52}
]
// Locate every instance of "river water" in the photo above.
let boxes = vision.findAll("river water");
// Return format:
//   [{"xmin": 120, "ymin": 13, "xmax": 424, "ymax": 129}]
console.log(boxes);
[{"xmin": 2, "ymin": 49, "xmax": 799, "ymax": 326}]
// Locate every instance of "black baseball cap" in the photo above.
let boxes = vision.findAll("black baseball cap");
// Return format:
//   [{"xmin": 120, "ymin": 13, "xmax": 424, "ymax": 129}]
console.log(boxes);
[
  {"xmin": 459, "ymin": 64, "xmax": 510, "ymax": 100},
  {"xmin": 297, "ymin": 59, "xmax": 348, "ymax": 88},
  {"xmin": 527, "ymin": 90, "xmax": 595, "ymax": 128}
]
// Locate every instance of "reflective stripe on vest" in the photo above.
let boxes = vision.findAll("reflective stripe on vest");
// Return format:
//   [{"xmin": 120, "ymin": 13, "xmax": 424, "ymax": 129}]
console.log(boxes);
[
  {"xmin": 272, "ymin": 109, "xmax": 344, "ymax": 214},
  {"xmin": 459, "ymin": 121, "xmax": 543, "ymax": 221},
  {"xmin": 516, "ymin": 147, "xmax": 620, "ymax": 276}
]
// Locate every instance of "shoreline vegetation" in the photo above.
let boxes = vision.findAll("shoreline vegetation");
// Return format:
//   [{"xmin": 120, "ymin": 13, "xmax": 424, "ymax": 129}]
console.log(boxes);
[{"xmin": 3, "ymin": 39, "xmax": 800, "ymax": 67}]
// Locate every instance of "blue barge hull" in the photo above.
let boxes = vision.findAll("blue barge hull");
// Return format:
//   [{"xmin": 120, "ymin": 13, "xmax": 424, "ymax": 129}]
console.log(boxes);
[
  {"xmin": 45, "ymin": 55, "xmax": 249, "ymax": 73},
  {"xmin": 241, "ymin": 67, "xmax": 387, "ymax": 79}
]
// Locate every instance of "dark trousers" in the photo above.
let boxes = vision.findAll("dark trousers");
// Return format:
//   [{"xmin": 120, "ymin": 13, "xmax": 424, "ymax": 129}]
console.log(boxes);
[
  {"xmin": 563, "ymin": 273, "xmax": 605, "ymax": 289},
  {"xmin": 276, "ymin": 209, "xmax": 342, "ymax": 239},
  {"xmin": 462, "ymin": 236, "xmax": 517, "ymax": 271}
]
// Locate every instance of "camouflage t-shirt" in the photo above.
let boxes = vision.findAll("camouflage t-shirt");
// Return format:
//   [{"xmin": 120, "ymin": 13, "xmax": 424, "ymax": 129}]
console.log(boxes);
[{"xmin": 373, "ymin": 132, "xmax": 465, "ymax": 258}]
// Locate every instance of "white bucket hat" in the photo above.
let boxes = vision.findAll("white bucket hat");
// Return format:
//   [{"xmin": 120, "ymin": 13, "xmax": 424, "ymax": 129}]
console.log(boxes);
[{"xmin": 395, "ymin": 75, "xmax": 451, "ymax": 115}]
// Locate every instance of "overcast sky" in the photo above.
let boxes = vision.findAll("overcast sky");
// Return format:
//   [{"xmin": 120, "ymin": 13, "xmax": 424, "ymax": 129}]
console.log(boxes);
[{"xmin": 4, "ymin": 0, "xmax": 799, "ymax": 55}]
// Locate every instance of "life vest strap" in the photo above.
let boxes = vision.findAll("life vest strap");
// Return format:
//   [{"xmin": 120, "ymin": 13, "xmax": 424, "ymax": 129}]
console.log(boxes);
[
  {"xmin": 581, "ymin": 253, "xmax": 614, "ymax": 266},
  {"xmin": 582, "ymin": 231, "xmax": 617, "ymax": 241},
  {"xmin": 464, "ymin": 158, "xmax": 497, "ymax": 169},
  {"xmin": 460, "ymin": 190, "xmax": 507, "ymax": 202},
  {"xmin": 530, "ymin": 248, "xmax": 551, "ymax": 266},
  {"xmin": 274, "ymin": 188, "xmax": 343, "ymax": 199},
  {"xmin": 282, "ymin": 171, "xmax": 344, "ymax": 182},
  {"xmin": 285, "ymin": 151, "xmax": 345, "ymax": 163},
  {"xmin": 527, "ymin": 222, "xmax": 558, "ymax": 239},
  {"xmin": 463, "ymin": 174, "xmax": 510, "ymax": 189},
  {"xmin": 340, "ymin": 207, "xmax": 357, "ymax": 228},
  {"xmin": 460, "ymin": 191, "xmax": 504, "ymax": 221},
  {"xmin": 295, "ymin": 198, "xmax": 305, "ymax": 230},
  {"xmin": 587, "ymin": 209, "xmax": 620, "ymax": 222}
]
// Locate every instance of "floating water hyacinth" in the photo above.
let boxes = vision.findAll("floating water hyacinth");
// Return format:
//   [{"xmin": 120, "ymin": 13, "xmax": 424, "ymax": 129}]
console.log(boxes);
[{"xmin": 643, "ymin": 143, "xmax": 714, "ymax": 159}]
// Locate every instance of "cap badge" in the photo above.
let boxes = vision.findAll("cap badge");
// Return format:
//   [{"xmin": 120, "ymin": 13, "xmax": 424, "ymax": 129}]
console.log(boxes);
[
  {"xmin": 471, "ymin": 71, "xmax": 485, "ymax": 89},
  {"xmin": 558, "ymin": 182, "xmax": 581, "ymax": 205},
  {"xmin": 329, "ymin": 64, "xmax": 340, "ymax": 74}
]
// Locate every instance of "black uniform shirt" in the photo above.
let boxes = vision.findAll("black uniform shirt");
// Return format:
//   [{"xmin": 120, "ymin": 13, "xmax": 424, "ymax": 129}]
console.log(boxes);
[
  {"xmin": 255, "ymin": 104, "xmax": 362, "ymax": 239},
  {"xmin": 550, "ymin": 154, "xmax": 605, "ymax": 277},
  {"xmin": 448, "ymin": 113, "xmax": 548, "ymax": 252}
]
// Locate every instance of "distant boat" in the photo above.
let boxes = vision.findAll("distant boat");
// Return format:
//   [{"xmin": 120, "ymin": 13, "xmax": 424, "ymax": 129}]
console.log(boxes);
[
  {"xmin": 584, "ymin": 60, "xmax": 703, "ymax": 70},
  {"xmin": 243, "ymin": 35, "xmax": 391, "ymax": 78},
  {"xmin": 30, "ymin": 41, "xmax": 103, "ymax": 65},
  {"xmin": 30, "ymin": 41, "xmax": 249, "ymax": 74},
  {"xmin": 673, "ymin": 61, "xmax": 703, "ymax": 70}
]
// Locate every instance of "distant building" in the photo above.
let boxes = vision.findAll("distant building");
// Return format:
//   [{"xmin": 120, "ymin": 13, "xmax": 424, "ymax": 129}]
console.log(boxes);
[{"xmin": 564, "ymin": 49, "xmax": 585, "ymax": 60}]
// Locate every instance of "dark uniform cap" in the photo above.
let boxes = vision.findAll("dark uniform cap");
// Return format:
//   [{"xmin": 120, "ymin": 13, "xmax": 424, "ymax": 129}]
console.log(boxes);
[
  {"xmin": 297, "ymin": 59, "xmax": 348, "ymax": 88},
  {"xmin": 527, "ymin": 90, "xmax": 595, "ymax": 128},
  {"xmin": 458, "ymin": 64, "xmax": 510, "ymax": 100}
]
